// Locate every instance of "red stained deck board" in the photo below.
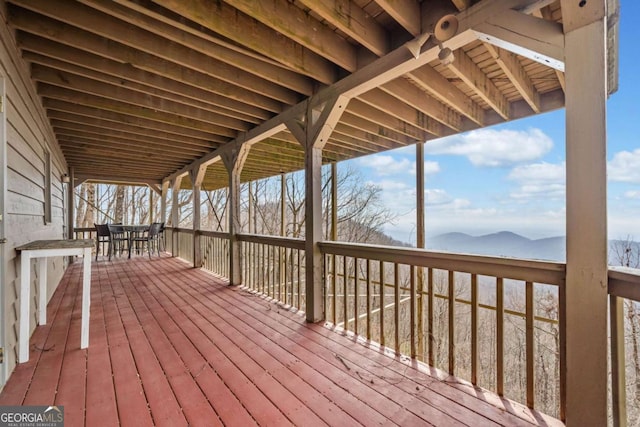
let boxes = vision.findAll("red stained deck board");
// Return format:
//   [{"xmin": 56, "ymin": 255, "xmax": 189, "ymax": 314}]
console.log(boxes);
[
  {"xmin": 0, "ymin": 256, "xmax": 563, "ymax": 427},
  {"xmin": 157, "ymin": 270, "xmax": 388, "ymax": 426},
  {"xmin": 171, "ymin": 268, "xmax": 464, "ymax": 426},
  {"xmin": 109, "ymin": 264, "xmax": 218, "ymax": 427},
  {"xmin": 150, "ymin": 270, "xmax": 358, "ymax": 427}
]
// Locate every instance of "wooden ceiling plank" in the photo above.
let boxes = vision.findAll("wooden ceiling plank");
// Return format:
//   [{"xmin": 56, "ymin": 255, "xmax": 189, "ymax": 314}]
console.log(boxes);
[
  {"xmin": 80, "ymin": 0, "xmax": 314, "ymax": 96},
  {"xmin": 484, "ymin": 43, "xmax": 541, "ymax": 113},
  {"xmin": 31, "ymin": 65, "xmax": 252, "ymax": 131},
  {"xmin": 37, "ymin": 83, "xmax": 237, "ymax": 138},
  {"xmin": 447, "ymin": 48, "xmax": 510, "ymax": 120},
  {"xmin": 19, "ymin": 39, "xmax": 271, "ymax": 121},
  {"xmin": 44, "ymin": 101, "xmax": 223, "ymax": 143},
  {"xmin": 151, "ymin": 0, "xmax": 337, "ymax": 83},
  {"xmin": 539, "ymin": 5, "xmax": 566, "ymax": 94},
  {"xmin": 10, "ymin": 1, "xmax": 301, "ymax": 105},
  {"xmin": 299, "ymin": 0, "xmax": 389, "ymax": 56},
  {"xmin": 9, "ymin": 8, "xmax": 286, "ymax": 112},
  {"xmin": 374, "ymin": 0, "xmax": 421, "ymax": 36}
]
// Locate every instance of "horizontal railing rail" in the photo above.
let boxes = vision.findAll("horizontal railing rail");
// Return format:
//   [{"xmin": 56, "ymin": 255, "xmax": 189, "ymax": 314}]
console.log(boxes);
[{"xmin": 237, "ymin": 233, "xmax": 305, "ymax": 250}]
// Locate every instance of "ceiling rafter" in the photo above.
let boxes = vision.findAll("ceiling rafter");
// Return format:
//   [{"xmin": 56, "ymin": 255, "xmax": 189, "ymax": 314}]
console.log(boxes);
[
  {"xmin": 151, "ymin": 0, "xmax": 338, "ymax": 83},
  {"xmin": 9, "ymin": 11, "xmax": 286, "ymax": 112},
  {"xmin": 374, "ymin": 0, "xmax": 421, "ymax": 36},
  {"xmin": 31, "ymin": 65, "xmax": 251, "ymax": 131},
  {"xmin": 299, "ymin": 0, "xmax": 390, "ymax": 57},
  {"xmin": 483, "ymin": 43, "xmax": 541, "ymax": 113},
  {"xmin": 447, "ymin": 48, "xmax": 510, "ymax": 120},
  {"xmin": 19, "ymin": 36, "xmax": 272, "ymax": 121},
  {"xmin": 79, "ymin": 0, "xmax": 314, "ymax": 96}
]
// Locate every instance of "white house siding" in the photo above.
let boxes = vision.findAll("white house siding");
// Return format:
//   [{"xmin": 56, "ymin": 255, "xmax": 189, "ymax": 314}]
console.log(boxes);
[{"xmin": 0, "ymin": 2, "xmax": 68, "ymax": 385}]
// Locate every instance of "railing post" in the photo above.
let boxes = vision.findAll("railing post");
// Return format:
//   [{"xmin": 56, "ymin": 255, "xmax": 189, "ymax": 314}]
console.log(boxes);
[
  {"xmin": 286, "ymin": 95, "xmax": 348, "ymax": 322},
  {"xmin": 66, "ymin": 166, "xmax": 75, "ymax": 264},
  {"xmin": 221, "ymin": 146, "xmax": 249, "ymax": 285},
  {"xmin": 171, "ymin": 175, "xmax": 183, "ymax": 257},
  {"xmin": 562, "ymin": 1, "xmax": 610, "ymax": 424}
]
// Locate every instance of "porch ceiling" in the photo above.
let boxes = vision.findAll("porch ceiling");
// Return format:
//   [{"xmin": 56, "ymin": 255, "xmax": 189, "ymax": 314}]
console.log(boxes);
[{"xmin": 5, "ymin": 0, "xmax": 568, "ymax": 190}]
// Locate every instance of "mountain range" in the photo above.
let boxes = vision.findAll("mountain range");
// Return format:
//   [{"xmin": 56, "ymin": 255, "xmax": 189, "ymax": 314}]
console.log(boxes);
[{"xmin": 426, "ymin": 231, "xmax": 566, "ymax": 261}]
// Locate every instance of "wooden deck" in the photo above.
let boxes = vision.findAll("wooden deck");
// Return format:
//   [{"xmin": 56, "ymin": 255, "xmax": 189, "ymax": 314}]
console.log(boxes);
[{"xmin": 0, "ymin": 256, "xmax": 563, "ymax": 426}]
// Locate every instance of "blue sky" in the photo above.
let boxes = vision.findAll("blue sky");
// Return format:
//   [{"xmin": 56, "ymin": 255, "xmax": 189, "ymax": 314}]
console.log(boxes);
[{"xmin": 347, "ymin": 2, "xmax": 640, "ymax": 244}]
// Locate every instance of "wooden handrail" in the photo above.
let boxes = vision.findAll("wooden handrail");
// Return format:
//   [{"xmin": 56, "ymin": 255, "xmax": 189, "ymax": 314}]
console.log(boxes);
[
  {"xmin": 237, "ymin": 233, "xmax": 305, "ymax": 250},
  {"xmin": 608, "ymin": 266, "xmax": 640, "ymax": 302}
]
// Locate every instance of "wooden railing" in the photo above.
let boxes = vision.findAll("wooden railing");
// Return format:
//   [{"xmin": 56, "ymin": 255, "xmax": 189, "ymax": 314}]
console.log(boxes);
[
  {"xmin": 319, "ymin": 241, "xmax": 565, "ymax": 418},
  {"xmin": 609, "ymin": 267, "xmax": 640, "ymax": 427},
  {"xmin": 169, "ymin": 227, "xmax": 194, "ymax": 263},
  {"xmin": 145, "ymin": 230, "xmax": 640, "ymax": 425},
  {"xmin": 237, "ymin": 233, "xmax": 306, "ymax": 312},
  {"xmin": 200, "ymin": 230, "xmax": 230, "ymax": 278}
]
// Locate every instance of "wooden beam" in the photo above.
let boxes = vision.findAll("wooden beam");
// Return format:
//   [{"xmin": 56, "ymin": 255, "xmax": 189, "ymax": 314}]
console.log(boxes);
[
  {"xmin": 374, "ymin": 0, "xmax": 421, "ymax": 36},
  {"xmin": 299, "ymin": 0, "xmax": 390, "ymax": 56},
  {"xmin": 451, "ymin": 0, "xmax": 471, "ymax": 11},
  {"xmin": 447, "ymin": 48, "xmax": 510, "ymax": 120},
  {"xmin": 151, "ymin": 0, "xmax": 338, "ymax": 83},
  {"xmin": 483, "ymin": 43, "xmax": 541, "ymax": 113},
  {"xmin": 474, "ymin": 9, "xmax": 564, "ymax": 71}
]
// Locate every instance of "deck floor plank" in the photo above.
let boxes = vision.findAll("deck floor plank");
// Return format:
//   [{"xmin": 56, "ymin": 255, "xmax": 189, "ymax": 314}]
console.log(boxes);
[{"xmin": 0, "ymin": 256, "xmax": 563, "ymax": 427}]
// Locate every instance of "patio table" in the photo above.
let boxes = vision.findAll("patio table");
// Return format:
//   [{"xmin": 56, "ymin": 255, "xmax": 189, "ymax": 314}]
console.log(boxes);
[{"xmin": 15, "ymin": 239, "xmax": 94, "ymax": 363}]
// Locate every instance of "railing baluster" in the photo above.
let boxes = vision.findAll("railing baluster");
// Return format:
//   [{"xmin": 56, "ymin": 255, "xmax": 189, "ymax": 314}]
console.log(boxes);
[
  {"xmin": 410, "ymin": 265, "xmax": 416, "ymax": 358},
  {"xmin": 526, "ymin": 281, "xmax": 535, "ymax": 409},
  {"xmin": 366, "ymin": 259, "xmax": 371, "ymax": 341},
  {"xmin": 448, "ymin": 270, "xmax": 455, "ymax": 375},
  {"xmin": 497, "ymin": 277, "xmax": 504, "ymax": 396},
  {"xmin": 332, "ymin": 254, "xmax": 337, "ymax": 324},
  {"xmin": 428, "ymin": 267, "xmax": 434, "ymax": 366},
  {"xmin": 394, "ymin": 263, "xmax": 400, "ymax": 354},
  {"xmin": 380, "ymin": 260, "xmax": 385, "ymax": 347},
  {"xmin": 471, "ymin": 273, "xmax": 478, "ymax": 385},
  {"xmin": 297, "ymin": 249, "xmax": 301, "ymax": 310},
  {"xmin": 417, "ymin": 266, "xmax": 425, "ymax": 361},
  {"xmin": 343, "ymin": 256, "xmax": 348, "ymax": 330},
  {"xmin": 354, "ymin": 257, "xmax": 359, "ymax": 336}
]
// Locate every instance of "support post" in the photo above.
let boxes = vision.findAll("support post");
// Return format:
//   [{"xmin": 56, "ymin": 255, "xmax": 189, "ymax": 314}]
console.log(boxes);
[
  {"xmin": 562, "ymin": 2, "xmax": 609, "ymax": 424},
  {"xmin": 287, "ymin": 95, "xmax": 348, "ymax": 322},
  {"xmin": 160, "ymin": 180, "xmax": 169, "ymax": 225},
  {"xmin": 149, "ymin": 190, "xmax": 154, "ymax": 223},
  {"xmin": 222, "ymin": 147, "xmax": 249, "ymax": 285},
  {"xmin": 192, "ymin": 164, "xmax": 207, "ymax": 268}
]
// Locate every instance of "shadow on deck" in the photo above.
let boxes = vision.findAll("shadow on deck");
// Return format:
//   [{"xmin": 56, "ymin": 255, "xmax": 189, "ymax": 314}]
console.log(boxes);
[{"xmin": 0, "ymin": 255, "xmax": 563, "ymax": 426}]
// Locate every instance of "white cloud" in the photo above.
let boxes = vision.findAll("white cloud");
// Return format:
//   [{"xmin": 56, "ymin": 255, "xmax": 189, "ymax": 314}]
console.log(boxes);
[
  {"xmin": 358, "ymin": 154, "xmax": 440, "ymax": 177},
  {"xmin": 507, "ymin": 162, "xmax": 565, "ymax": 200},
  {"xmin": 624, "ymin": 190, "xmax": 640, "ymax": 199},
  {"xmin": 424, "ymin": 128, "xmax": 553, "ymax": 167},
  {"xmin": 609, "ymin": 150, "xmax": 640, "ymax": 183}
]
